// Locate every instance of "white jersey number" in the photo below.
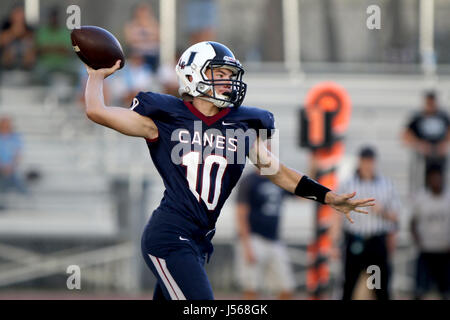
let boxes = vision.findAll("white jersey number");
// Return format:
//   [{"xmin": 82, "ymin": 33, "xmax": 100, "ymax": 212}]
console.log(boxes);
[{"xmin": 182, "ymin": 152, "xmax": 227, "ymax": 210}]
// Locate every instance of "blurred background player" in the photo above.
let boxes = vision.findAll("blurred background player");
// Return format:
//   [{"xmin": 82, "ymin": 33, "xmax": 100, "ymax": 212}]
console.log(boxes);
[
  {"xmin": 410, "ymin": 165, "xmax": 450, "ymax": 300},
  {"xmin": 235, "ymin": 168, "xmax": 295, "ymax": 300},
  {"xmin": 333, "ymin": 146, "xmax": 400, "ymax": 300},
  {"xmin": 402, "ymin": 91, "xmax": 450, "ymax": 191}
]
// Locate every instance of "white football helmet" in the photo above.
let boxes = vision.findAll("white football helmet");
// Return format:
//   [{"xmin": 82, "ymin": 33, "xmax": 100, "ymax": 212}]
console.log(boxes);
[{"xmin": 175, "ymin": 41, "xmax": 247, "ymax": 108}]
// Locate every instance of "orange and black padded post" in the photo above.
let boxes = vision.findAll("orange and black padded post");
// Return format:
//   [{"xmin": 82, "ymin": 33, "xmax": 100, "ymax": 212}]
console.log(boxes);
[{"xmin": 299, "ymin": 82, "xmax": 351, "ymax": 299}]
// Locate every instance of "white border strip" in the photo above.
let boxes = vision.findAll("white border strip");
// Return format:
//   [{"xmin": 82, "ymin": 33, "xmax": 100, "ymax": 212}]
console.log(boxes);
[{"xmin": 149, "ymin": 254, "xmax": 186, "ymax": 300}]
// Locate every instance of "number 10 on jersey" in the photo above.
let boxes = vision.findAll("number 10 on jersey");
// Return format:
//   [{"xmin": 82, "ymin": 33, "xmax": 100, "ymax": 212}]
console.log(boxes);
[{"xmin": 182, "ymin": 152, "xmax": 227, "ymax": 210}]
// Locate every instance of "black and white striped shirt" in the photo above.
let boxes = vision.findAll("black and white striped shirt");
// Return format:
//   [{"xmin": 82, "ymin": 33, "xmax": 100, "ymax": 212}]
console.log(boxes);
[{"xmin": 339, "ymin": 173, "xmax": 401, "ymax": 237}]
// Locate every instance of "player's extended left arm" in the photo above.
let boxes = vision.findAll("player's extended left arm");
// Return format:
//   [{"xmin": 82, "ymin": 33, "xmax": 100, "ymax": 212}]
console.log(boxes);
[{"xmin": 250, "ymin": 138, "xmax": 375, "ymax": 223}]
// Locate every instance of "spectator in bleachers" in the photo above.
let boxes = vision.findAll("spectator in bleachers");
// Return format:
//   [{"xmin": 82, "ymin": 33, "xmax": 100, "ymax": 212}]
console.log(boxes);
[
  {"xmin": 184, "ymin": 0, "xmax": 217, "ymax": 44},
  {"xmin": 108, "ymin": 49, "xmax": 154, "ymax": 106},
  {"xmin": 156, "ymin": 52, "xmax": 181, "ymax": 97},
  {"xmin": 410, "ymin": 165, "xmax": 450, "ymax": 300},
  {"xmin": 124, "ymin": 3, "xmax": 160, "ymax": 72},
  {"xmin": 0, "ymin": 5, "xmax": 35, "ymax": 70},
  {"xmin": 402, "ymin": 91, "xmax": 450, "ymax": 183},
  {"xmin": 334, "ymin": 146, "xmax": 401, "ymax": 300},
  {"xmin": 0, "ymin": 116, "xmax": 27, "ymax": 194},
  {"xmin": 34, "ymin": 7, "xmax": 77, "ymax": 85}
]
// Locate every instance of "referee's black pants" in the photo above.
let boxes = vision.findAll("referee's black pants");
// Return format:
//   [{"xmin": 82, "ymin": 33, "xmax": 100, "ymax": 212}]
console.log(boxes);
[{"xmin": 342, "ymin": 233, "xmax": 391, "ymax": 300}]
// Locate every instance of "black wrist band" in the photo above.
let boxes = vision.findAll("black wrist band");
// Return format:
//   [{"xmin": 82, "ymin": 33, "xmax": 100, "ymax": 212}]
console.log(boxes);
[{"xmin": 294, "ymin": 175, "xmax": 331, "ymax": 204}]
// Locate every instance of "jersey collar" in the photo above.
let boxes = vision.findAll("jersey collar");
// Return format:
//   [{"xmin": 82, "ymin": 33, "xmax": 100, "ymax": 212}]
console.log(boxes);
[{"xmin": 183, "ymin": 100, "xmax": 230, "ymax": 126}]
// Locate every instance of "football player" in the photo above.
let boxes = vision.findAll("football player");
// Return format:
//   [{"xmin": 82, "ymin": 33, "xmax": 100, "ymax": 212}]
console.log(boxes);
[{"xmin": 84, "ymin": 41, "xmax": 375, "ymax": 300}]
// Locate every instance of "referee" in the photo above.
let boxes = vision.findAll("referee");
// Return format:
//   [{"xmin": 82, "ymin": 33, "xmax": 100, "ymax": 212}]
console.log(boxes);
[{"xmin": 334, "ymin": 146, "xmax": 401, "ymax": 300}]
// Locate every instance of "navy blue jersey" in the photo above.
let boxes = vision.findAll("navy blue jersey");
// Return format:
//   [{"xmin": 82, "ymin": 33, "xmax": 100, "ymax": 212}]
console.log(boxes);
[
  {"xmin": 132, "ymin": 92, "xmax": 275, "ymax": 255},
  {"xmin": 236, "ymin": 171, "xmax": 291, "ymax": 240}
]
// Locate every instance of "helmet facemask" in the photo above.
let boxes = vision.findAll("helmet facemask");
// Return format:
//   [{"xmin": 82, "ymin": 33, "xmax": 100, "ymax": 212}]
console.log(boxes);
[{"xmin": 196, "ymin": 59, "xmax": 247, "ymax": 108}]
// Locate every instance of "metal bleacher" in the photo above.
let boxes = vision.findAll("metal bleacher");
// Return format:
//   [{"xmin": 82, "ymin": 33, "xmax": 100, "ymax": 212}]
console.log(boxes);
[
  {"xmin": 0, "ymin": 80, "xmax": 118, "ymax": 239},
  {"xmin": 0, "ymin": 74, "xmax": 136, "ymax": 291}
]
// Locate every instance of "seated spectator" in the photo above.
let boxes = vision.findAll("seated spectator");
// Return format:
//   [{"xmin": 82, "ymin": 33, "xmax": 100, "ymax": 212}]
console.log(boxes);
[
  {"xmin": 0, "ymin": 116, "xmax": 27, "ymax": 194},
  {"xmin": 124, "ymin": 3, "xmax": 160, "ymax": 72},
  {"xmin": 157, "ymin": 54, "xmax": 180, "ymax": 97},
  {"xmin": 108, "ymin": 50, "xmax": 154, "ymax": 106},
  {"xmin": 185, "ymin": 0, "xmax": 217, "ymax": 44},
  {"xmin": 34, "ymin": 7, "xmax": 77, "ymax": 85},
  {"xmin": 0, "ymin": 5, "xmax": 35, "ymax": 70}
]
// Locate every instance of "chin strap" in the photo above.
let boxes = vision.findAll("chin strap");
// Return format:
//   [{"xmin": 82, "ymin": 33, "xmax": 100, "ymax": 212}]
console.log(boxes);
[
  {"xmin": 196, "ymin": 82, "xmax": 236, "ymax": 108},
  {"xmin": 197, "ymin": 94, "xmax": 233, "ymax": 108}
]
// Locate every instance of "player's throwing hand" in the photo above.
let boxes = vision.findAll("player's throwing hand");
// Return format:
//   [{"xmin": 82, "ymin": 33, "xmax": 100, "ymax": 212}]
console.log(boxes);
[
  {"xmin": 85, "ymin": 59, "xmax": 122, "ymax": 78},
  {"xmin": 325, "ymin": 191, "xmax": 375, "ymax": 224}
]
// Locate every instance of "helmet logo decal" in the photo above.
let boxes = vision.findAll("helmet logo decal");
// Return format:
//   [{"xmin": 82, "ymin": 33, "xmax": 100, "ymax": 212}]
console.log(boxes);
[{"xmin": 179, "ymin": 51, "xmax": 198, "ymax": 69}]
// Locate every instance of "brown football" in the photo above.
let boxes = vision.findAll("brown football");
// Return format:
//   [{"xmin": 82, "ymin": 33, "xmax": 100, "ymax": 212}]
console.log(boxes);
[{"xmin": 71, "ymin": 26, "xmax": 125, "ymax": 70}]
